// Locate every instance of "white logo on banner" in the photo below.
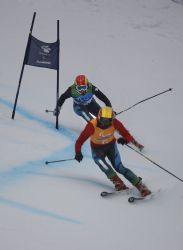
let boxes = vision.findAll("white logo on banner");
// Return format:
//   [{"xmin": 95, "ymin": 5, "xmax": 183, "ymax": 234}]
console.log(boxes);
[{"xmin": 41, "ymin": 45, "xmax": 51, "ymax": 54}]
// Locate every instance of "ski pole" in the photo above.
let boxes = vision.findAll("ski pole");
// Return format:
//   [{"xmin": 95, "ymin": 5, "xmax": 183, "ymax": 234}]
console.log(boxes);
[
  {"xmin": 125, "ymin": 144, "xmax": 183, "ymax": 183},
  {"xmin": 116, "ymin": 88, "xmax": 172, "ymax": 115},
  {"xmin": 45, "ymin": 158, "xmax": 75, "ymax": 165},
  {"xmin": 45, "ymin": 109, "xmax": 54, "ymax": 113}
]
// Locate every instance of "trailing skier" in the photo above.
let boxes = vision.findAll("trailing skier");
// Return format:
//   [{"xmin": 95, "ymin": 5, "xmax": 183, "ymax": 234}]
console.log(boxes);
[
  {"xmin": 53, "ymin": 75, "xmax": 112, "ymax": 122},
  {"xmin": 74, "ymin": 106, "xmax": 151, "ymax": 197}
]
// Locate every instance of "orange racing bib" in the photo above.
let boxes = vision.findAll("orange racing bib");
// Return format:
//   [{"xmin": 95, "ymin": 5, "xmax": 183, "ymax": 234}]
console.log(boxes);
[{"xmin": 90, "ymin": 119, "xmax": 115, "ymax": 145}]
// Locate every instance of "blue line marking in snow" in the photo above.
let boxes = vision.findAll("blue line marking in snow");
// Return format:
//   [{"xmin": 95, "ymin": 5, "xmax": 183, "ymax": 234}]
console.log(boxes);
[
  {"xmin": 0, "ymin": 97, "xmax": 91, "ymax": 223},
  {"xmin": 0, "ymin": 96, "xmax": 13, "ymax": 109},
  {"xmin": 0, "ymin": 149, "xmax": 83, "ymax": 224},
  {"xmin": 0, "ymin": 145, "xmax": 75, "ymax": 189},
  {"xmin": 0, "ymin": 96, "xmax": 77, "ymax": 141},
  {"xmin": 0, "ymin": 196, "xmax": 81, "ymax": 224}
]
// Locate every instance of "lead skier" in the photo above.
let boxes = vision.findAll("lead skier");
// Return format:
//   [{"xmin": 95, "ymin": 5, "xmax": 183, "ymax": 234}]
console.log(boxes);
[{"xmin": 74, "ymin": 106, "xmax": 150, "ymax": 197}]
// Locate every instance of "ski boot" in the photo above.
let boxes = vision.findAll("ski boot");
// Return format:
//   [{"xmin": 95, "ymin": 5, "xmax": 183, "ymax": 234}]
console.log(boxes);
[
  {"xmin": 135, "ymin": 179, "xmax": 151, "ymax": 197},
  {"xmin": 111, "ymin": 175, "xmax": 128, "ymax": 191}
]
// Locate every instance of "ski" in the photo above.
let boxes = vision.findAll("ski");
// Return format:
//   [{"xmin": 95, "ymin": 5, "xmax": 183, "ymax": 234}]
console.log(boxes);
[
  {"xmin": 128, "ymin": 189, "xmax": 160, "ymax": 203},
  {"xmin": 128, "ymin": 196, "xmax": 149, "ymax": 203},
  {"xmin": 100, "ymin": 188, "xmax": 132, "ymax": 197}
]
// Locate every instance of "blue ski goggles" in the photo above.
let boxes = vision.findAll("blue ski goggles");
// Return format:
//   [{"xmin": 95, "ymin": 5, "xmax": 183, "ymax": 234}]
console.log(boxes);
[{"xmin": 76, "ymin": 85, "xmax": 88, "ymax": 92}]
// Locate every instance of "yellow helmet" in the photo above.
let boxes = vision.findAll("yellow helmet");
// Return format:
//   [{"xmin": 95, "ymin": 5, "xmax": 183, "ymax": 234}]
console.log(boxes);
[
  {"xmin": 97, "ymin": 106, "xmax": 114, "ymax": 127},
  {"xmin": 98, "ymin": 106, "xmax": 113, "ymax": 119}
]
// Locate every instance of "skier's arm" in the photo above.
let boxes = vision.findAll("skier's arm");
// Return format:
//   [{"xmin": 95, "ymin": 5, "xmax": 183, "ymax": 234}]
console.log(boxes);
[
  {"xmin": 53, "ymin": 87, "xmax": 72, "ymax": 116},
  {"xmin": 75, "ymin": 122, "xmax": 94, "ymax": 153},
  {"xmin": 92, "ymin": 85, "xmax": 112, "ymax": 107},
  {"xmin": 114, "ymin": 119, "xmax": 144, "ymax": 151},
  {"xmin": 113, "ymin": 118, "xmax": 134, "ymax": 143},
  {"xmin": 57, "ymin": 87, "xmax": 72, "ymax": 107}
]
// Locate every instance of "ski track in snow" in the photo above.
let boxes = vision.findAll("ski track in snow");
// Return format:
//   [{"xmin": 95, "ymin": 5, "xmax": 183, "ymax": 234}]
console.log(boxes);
[{"xmin": 0, "ymin": 196, "xmax": 81, "ymax": 224}]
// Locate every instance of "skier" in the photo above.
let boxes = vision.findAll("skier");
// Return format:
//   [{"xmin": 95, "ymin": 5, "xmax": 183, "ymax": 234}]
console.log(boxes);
[
  {"xmin": 74, "ymin": 106, "xmax": 151, "ymax": 197},
  {"xmin": 53, "ymin": 75, "xmax": 112, "ymax": 122}
]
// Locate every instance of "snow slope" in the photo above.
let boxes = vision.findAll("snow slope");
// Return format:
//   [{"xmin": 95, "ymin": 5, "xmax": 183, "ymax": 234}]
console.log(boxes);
[{"xmin": 0, "ymin": 0, "xmax": 183, "ymax": 250}]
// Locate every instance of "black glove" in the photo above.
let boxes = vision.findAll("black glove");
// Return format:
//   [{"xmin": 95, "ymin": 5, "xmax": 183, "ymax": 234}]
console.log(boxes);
[
  {"xmin": 75, "ymin": 152, "xmax": 83, "ymax": 162},
  {"xmin": 53, "ymin": 106, "xmax": 61, "ymax": 116},
  {"xmin": 117, "ymin": 137, "xmax": 128, "ymax": 145},
  {"xmin": 132, "ymin": 139, "xmax": 144, "ymax": 151}
]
